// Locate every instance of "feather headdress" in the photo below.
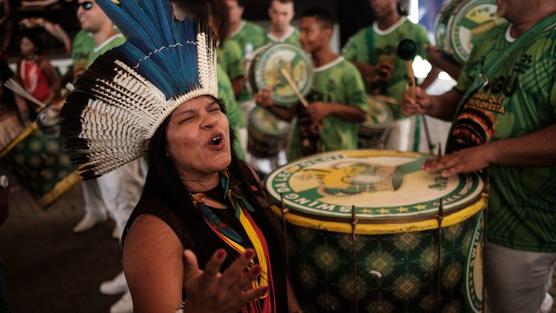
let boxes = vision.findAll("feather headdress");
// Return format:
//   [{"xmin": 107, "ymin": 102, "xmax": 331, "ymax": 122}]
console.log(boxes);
[{"xmin": 60, "ymin": 0, "xmax": 218, "ymax": 179}]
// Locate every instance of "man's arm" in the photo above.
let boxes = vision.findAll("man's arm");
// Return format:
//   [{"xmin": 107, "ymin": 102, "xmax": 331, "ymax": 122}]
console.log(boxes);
[
  {"xmin": 402, "ymin": 87, "xmax": 462, "ymax": 122},
  {"xmin": 423, "ymin": 123, "xmax": 556, "ymax": 177},
  {"xmin": 306, "ymin": 101, "xmax": 367, "ymax": 124},
  {"xmin": 254, "ymin": 88, "xmax": 297, "ymax": 122}
]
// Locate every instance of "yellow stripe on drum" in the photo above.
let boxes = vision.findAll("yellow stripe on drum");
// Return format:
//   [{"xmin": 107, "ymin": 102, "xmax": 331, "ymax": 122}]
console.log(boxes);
[{"xmin": 271, "ymin": 196, "xmax": 485, "ymax": 235}]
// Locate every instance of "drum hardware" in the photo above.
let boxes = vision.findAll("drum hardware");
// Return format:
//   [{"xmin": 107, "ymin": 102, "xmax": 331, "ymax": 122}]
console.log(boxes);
[
  {"xmin": 280, "ymin": 193, "xmax": 290, "ymax": 275},
  {"xmin": 350, "ymin": 205, "xmax": 358, "ymax": 313},
  {"xmin": 436, "ymin": 197, "xmax": 444, "ymax": 313},
  {"xmin": 481, "ymin": 176, "xmax": 490, "ymax": 313}
]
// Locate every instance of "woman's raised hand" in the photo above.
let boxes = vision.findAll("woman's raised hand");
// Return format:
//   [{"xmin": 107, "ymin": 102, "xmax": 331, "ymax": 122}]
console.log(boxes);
[{"xmin": 182, "ymin": 248, "xmax": 268, "ymax": 313}]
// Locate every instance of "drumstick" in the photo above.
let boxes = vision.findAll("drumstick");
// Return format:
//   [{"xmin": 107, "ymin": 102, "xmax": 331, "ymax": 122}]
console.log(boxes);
[
  {"xmin": 4, "ymin": 79, "xmax": 46, "ymax": 109},
  {"xmin": 397, "ymin": 39, "xmax": 417, "ymax": 101},
  {"xmin": 280, "ymin": 68, "xmax": 309, "ymax": 108}
]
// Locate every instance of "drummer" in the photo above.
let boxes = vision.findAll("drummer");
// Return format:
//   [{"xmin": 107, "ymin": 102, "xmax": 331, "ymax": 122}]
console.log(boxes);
[
  {"xmin": 342, "ymin": 0, "xmax": 440, "ymax": 152},
  {"xmin": 225, "ymin": 0, "xmax": 266, "ymax": 105},
  {"xmin": 255, "ymin": 7, "xmax": 367, "ymax": 161},
  {"xmin": 401, "ymin": 1, "xmax": 556, "ymax": 312},
  {"xmin": 264, "ymin": 0, "xmax": 300, "ymax": 47}
]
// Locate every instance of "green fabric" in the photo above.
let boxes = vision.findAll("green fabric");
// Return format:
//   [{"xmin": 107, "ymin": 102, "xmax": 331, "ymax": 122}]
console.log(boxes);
[
  {"xmin": 452, "ymin": 20, "xmax": 556, "ymax": 252},
  {"xmin": 342, "ymin": 18, "xmax": 430, "ymax": 118},
  {"xmin": 217, "ymin": 39, "xmax": 244, "ymax": 81},
  {"xmin": 288, "ymin": 58, "xmax": 368, "ymax": 161},
  {"xmin": 231, "ymin": 21, "xmax": 266, "ymax": 102},
  {"xmin": 87, "ymin": 34, "xmax": 126, "ymax": 66},
  {"xmin": 264, "ymin": 27, "xmax": 301, "ymax": 47},
  {"xmin": 231, "ymin": 21, "xmax": 266, "ymax": 58},
  {"xmin": 217, "ymin": 65, "xmax": 245, "ymax": 160},
  {"xmin": 71, "ymin": 30, "xmax": 95, "ymax": 69}
]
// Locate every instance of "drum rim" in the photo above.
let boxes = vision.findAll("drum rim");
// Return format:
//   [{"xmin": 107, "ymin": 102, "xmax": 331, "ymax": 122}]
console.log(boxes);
[
  {"xmin": 271, "ymin": 196, "xmax": 484, "ymax": 235},
  {"xmin": 450, "ymin": 0, "xmax": 498, "ymax": 63},
  {"xmin": 265, "ymin": 149, "xmax": 485, "ymax": 227},
  {"xmin": 253, "ymin": 43, "xmax": 313, "ymax": 106}
]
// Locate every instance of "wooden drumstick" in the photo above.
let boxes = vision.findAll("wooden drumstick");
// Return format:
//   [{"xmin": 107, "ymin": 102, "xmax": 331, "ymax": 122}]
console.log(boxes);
[
  {"xmin": 280, "ymin": 68, "xmax": 310, "ymax": 108},
  {"xmin": 397, "ymin": 39, "xmax": 418, "ymax": 101}
]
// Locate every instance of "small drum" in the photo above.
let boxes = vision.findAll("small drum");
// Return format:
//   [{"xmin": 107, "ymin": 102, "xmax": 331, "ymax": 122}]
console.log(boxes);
[
  {"xmin": 0, "ymin": 121, "xmax": 80, "ymax": 208},
  {"xmin": 247, "ymin": 106, "xmax": 292, "ymax": 158},
  {"xmin": 358, "ymin": 96, "xmax": 394, "ymax": 149},
  {"xmin": 266, "ymin": 150, "xmax": 485, "ymax": 313},
  {"xmin": 434, "ymin": 0, "xmax": 504, "ymax": 64},
  {"xmin": 246, "ymin": 43, "xmax": 313, "ymax": 106}
]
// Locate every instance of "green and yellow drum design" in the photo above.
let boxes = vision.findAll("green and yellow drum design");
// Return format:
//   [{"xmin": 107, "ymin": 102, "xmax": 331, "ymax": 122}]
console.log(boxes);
[
  {"xmin": 266, "ymin": 150, "xmax": 485, "ymax": 313},
  {"xmin": 434, "ymin": 0, "xmax": 505, "ymax": 64},
  {"xmin": 358, "ymin": 96, "xmax": 394, "ymax": 149},
  {"xmin": 246, "ymin": 43, "xmax": 313, "ymax": 106},
  {"xmin": 247, "ymin": 106, "xmax": 293, "ymax": 158}
]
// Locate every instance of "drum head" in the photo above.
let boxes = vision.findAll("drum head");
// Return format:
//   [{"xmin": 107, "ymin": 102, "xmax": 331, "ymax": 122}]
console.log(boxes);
[
  {"xmin": 252, "ymin": 43, "xmax": 313, "ymax": 107},
  {"xmin": 450, "ymin": 0, "xmax": 503, "ymax": 63},
  {"xmin": 249, "ymin": 106, "xmax": 292, "ymax": 136},
  {"xmin": 361, "ymin": 96, "xmax": 394, "ymax": 130},
  {"xmin": 266, "ymin": 150, "xmax": 484, "ymax": 223}
]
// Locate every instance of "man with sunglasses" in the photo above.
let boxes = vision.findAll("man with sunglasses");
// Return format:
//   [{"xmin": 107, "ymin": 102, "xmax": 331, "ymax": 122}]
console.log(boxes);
[{"xmin": 72, "ymin": 1, "xmax": 146, "ymax": 313}]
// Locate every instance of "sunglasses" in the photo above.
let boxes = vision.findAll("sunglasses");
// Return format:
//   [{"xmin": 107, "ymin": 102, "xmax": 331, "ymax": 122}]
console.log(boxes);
[{"xmin": 75, "ymin": 1, "xmax": 93, "ymax": 11}]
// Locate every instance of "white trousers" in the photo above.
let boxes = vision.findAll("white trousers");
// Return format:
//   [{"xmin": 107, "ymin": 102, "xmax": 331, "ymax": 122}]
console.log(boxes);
[
  {"xmin": 80, "ymin": 158, "xmax": 147, "ymax": 238},
  {"xmin": 485, "ymin": 242, "xmax": 556, "ymax": 313}
]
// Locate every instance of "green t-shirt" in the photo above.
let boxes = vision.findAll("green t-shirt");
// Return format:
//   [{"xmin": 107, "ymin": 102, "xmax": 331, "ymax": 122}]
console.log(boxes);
[
  {"xmin": 217, "ymin": 39, "xmax": 244, "ymax": 81},
  {"xmin": 264, "ymin": 26, "xmax": 301, "ymax": 47},
  {"xmin": 231, "ymin": 21, "xmax": 266, "ymax": 59},
  {"xmin": 231, "ymin": 21, "xmax": 266, "ymax": 102},
  {"xmin": 288, "ymin": 57, "xmax": 368, "ymax": 161},
  {"xmin": 217, "ymin": 64, "xmax": 245, "ymax": 160},
  {"xmin": 87, "ymin": 33, "xmax": 126, "ymax": 66},
  {"xmin": 71, "ymin": 30, "xmax": 95, "ymax": 70},
  {"xmin": 342, "ymin": 18, "xmax": 430, "ymax": 118},
  {"xmin": 451, "ymin": 22, "xmax": 556, "ymax": 252}
]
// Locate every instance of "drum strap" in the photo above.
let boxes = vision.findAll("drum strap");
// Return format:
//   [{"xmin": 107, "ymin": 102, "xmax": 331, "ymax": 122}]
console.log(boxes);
[
  {"xmin": 365, "ymin": 26, "xmax": 378, "ymax": 65},
  {"xmin": 449, "ymin": 13, "xmax": 556, "ymax": 143}
]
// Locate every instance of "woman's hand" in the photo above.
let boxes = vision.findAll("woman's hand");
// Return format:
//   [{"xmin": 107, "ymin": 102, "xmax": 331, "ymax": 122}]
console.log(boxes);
[{"xmin": 182, "ymin": 249, "xmax": 267, "ymax": 313}]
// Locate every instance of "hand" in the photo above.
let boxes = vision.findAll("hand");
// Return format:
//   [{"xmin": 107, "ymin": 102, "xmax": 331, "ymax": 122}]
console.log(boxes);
[
  {"xmin": 376, "ymin": 63, "xmax": 393, "ymax": 82},
  {"xmin": 425, "ymin": 46, "xmax": 447, "ymax": 69},
  {"xmin": 182, "ymin": 249, "xmax": 267, "ymax": 313},
  {"xmin": 306, "ymin": 101, "xmax": 331, "ymax": 124},
  {"xmin": 401, "ymin": 87, "xmax": 432, "ymax": 116},
  {"xmin": 422, "ymin": 144, "xmax": 496, "ymax": 177},
  {"xmin": 254, "ymin": 88, "xmax": 273, "ymax": 108}
]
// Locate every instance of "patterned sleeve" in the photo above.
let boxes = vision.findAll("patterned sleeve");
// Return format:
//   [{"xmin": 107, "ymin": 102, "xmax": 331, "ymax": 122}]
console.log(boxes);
[
  {"xmin": 343, "ymin": 61, "xmax": 369, "ymax": 112},
  {"xmin": 342, "ymin": 29, "xmax": 369, "ymax": 63}
]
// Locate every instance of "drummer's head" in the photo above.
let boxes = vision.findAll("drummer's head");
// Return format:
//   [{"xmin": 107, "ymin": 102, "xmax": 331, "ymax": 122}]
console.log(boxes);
[
  {"xmin": 76, "ymin": 0, "xmax": 112, "ymax": 34},
  {"xmin": 369, "ymin": 0, "xmax": 399, "ymax": 19},
  {"xmin": 299, "ymin": 7, "xmax": 334, "ymax": 54},
  {"xmin": 268, "ymin": 0, "xmax": 295, "ymax": 33},
  {"xmin": 148, "ymin": 95, "xmax": 232, "ymax": 191},
  {"xmin": 225, "ymin": 0, "xmax": 244, "ymax": 27},
  {"xmin": 173, "ymin": 0, "xmax": 231, "ymax": 42}
]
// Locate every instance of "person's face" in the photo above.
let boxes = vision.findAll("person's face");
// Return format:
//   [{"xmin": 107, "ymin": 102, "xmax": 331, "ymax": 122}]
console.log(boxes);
[
  {"xmin": 226, "ymin": 0, "xmax": 243, "ymax": 25},
  {"xmin": 19, "ymin": 37, "xmax": 36, "ymax": 57},
  {"xmin": 166, "ymin": 96, "xmax": 231, "ymax": 180},
  {"xmin": 268, "ymin": 1, "xmax": 294, "ymax": 32},
  {"xmin": 76, "ymin": 0, "xmax": 109, "ymax": 33},
  {"xmin": 299, "ymin": 17, "xmax": 330, "ymax": 54},
  {"xmin": 369, "ymin": 0, "xmax": 397, "ymax": 19}
]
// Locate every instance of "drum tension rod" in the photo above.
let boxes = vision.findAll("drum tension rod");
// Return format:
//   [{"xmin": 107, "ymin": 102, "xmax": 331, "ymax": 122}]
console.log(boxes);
[
  {"xmin": 280, "ymin": 193, "xmax": 290, "ymax": 275},
  {"xmin": 436, "ymin": 143, "xmax": 444, "ymax": 312},
  {"xmin": 351, "ymin": 205, "xmax": 359, "ymax": 313}
]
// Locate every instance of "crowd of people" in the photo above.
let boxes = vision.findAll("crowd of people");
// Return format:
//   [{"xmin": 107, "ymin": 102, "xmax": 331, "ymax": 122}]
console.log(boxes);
[{"xmin": 0, "ymin": 0, "xmax": 555, "ymax": 312}]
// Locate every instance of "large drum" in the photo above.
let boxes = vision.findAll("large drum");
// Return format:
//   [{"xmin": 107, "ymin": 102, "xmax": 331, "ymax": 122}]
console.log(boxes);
[
  {"xmin": 358, "ymin": 96, "xmax": 394, "ymax": 149},
  {"xmin": 266, "ymin": 150, "xmax": 485, "ymax": 313},
  {"xmin": 0, "ymin": 121, "xmax": 80, "ymax": 208},
  {"xmin": 247, "ymin": 106, "xmax": 292, "ymax": 158},
  {"xmin": 434, "ymin": 0, "xmax": 505, "ymax": 64},
  {"xmin": 246, "ymin": 43, "xmax": 313, "ymax": 106}
]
